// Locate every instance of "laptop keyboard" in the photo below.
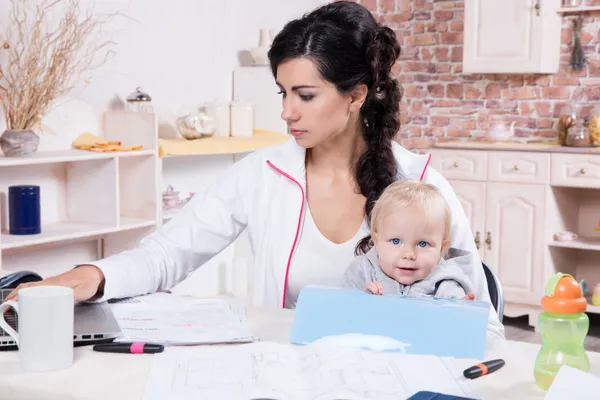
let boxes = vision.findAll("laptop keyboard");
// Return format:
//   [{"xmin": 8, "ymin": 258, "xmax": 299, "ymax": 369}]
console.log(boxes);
[{"xmin": 0, "ymin": 289, "xmax": 18, "ymax": 340}]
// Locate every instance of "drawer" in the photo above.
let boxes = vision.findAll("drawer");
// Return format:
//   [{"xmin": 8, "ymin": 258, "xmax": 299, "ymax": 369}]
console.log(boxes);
[
  {"xmin": 551, "ymin": 153, "xmax": 600, "ymax": 188},
  {"xmin": 428, "ymin": 150, "xmax": 487, "ymax": 181},
  {"xmin": 487, "ymin": 151, "xmax": 550, "ymax": 184}
]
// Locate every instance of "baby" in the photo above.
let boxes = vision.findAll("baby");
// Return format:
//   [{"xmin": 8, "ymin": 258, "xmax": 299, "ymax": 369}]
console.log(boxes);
[{"xmin": 342, "ymin": 179, "xmax": 475, "ymax": 299}]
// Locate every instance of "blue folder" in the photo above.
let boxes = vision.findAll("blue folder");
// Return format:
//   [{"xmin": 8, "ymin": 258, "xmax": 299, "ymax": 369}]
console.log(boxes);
[{"xmin": 290, "ymin": 285, "xmax": 490, "ymax": 359}]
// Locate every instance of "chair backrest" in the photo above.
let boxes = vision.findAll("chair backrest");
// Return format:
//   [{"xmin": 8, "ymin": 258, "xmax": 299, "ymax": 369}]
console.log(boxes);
[{"xmin": 482, "ymin": 262, "xmax": 504, "ymax": 323}]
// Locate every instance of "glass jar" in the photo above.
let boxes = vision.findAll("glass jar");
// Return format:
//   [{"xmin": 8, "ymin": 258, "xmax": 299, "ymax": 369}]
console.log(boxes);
[
  {"xmin": 126, "ymin": 87, "xmax": 154, "ymax": 113},
  {"xmin": 589, "ymin": 105, "xmax": 600, "ymax": 147},
  {"xmin": 566, "ymin": 118, "xmax": 591, "ymax": 147},
  {"xmin": 558, "ymin": 104, "xmax": 579, "ymax": 146}
]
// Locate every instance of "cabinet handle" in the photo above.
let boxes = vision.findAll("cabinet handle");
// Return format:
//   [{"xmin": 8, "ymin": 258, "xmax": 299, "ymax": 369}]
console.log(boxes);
[
  {"xmin": 534, "ymin": 1, "xmax": 540, "ymax": 16},
  {"xmin": 453, "ymin": 161, "xmax": 459, "ymax": 168},
  {"xmin": 485, "ymin": 232, "xmax": 492, "ymax": 250},
  {"xmin": 474, "ymin": 231, "xmax": 480, "ymax": 249},
  {"xmin": 512, "ymin": 165, "xmax": 519, "ymax": 171},
  {"xmin": 580, "ymin": 168, "xmax": 586, "ymax": 175}
]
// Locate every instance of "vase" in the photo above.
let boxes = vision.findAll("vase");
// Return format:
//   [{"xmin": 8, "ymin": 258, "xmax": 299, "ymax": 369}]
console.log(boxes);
[{"xmin": 0, "ymin": 129, "xmax": 40, "ymax": 157}]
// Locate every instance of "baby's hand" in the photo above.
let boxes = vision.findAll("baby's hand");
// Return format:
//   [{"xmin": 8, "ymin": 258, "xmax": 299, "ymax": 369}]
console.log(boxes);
[
  {"xmin": 365, "ymin": 282, "xmax": 384, "ymax": 295},
  {"xmin": 462, "ymin": 292, "xmax": 476, "ymax": 301}
]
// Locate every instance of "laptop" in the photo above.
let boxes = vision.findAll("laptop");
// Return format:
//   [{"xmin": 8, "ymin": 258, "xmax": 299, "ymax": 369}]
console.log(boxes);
[{"xmin": 0, "ymin": 288, "xmax": 122, "ymax": 351}]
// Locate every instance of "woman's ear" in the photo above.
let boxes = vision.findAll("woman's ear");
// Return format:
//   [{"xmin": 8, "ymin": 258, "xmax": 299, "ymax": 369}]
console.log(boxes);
[{"xmin": 349, "ymin": 83, "xmax": 368, "ymax": 113}]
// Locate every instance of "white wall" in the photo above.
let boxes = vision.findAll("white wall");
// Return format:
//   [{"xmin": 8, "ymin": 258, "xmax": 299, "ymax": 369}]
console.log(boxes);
[
  {"xmin": 6, "ymin": 0, "xmax": 327, "ymax": 134},
  {"xmin": 1, "ymin": 0, "xmax": 327, "ymax": 137}
]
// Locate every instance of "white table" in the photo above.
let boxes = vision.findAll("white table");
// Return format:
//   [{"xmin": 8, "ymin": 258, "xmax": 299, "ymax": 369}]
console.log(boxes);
[{"xmin": 1, "ymin": 302, "xmax": 599, "ymax": 400}]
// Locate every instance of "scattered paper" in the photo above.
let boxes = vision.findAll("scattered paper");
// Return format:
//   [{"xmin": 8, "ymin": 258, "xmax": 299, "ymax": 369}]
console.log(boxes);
[
  {"xmin": 545, "ymin": 365, "xmax": 600, "ymax": 400},
  {"xmin": 109, "ymin": 295, "xmax": 257, "ymax": 345},
  {"xmin": 142, "ymin": 341, "xmax": 478, "ymax": 400}
]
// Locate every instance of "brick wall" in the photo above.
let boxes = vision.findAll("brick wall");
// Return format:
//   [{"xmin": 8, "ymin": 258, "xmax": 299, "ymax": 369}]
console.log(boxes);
[{"xmin": 356, "ymin": 0, "xmax": 600, "ymax": 149}]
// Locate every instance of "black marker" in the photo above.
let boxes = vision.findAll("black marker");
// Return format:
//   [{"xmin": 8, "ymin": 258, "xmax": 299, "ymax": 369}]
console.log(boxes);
[{"xmin": 463, "ymin": 359, "xmax": 505, "ymax": 379}]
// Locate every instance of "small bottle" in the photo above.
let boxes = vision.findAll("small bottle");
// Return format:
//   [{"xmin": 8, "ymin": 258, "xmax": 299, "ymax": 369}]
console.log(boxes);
[
  {"xmin": 534, "ymin": 273, "xmax": 590, "ymax": 391},
  {"xmin": 592, "ymin": 283, "xmax": 600, "ymax": 306}
]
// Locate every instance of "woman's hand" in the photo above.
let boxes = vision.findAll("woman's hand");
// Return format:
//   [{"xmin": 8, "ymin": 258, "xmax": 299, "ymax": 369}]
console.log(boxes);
[
  {"xmin": 3, "ymin": 265, "xmax": 105, "ymax": 303},
  {"xmin": 364, "ymin": 281, "xmax": 384, "ymax": 295}
]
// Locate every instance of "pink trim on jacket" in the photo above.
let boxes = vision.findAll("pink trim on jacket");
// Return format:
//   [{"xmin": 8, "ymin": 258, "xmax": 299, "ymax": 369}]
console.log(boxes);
[
  {"xmin": 419, "ymin": 153, "xmax": 432, "ymax": 182},
  {"xmin": 266, "ymin": 160, "xmax": 305, "ymax": 308}
]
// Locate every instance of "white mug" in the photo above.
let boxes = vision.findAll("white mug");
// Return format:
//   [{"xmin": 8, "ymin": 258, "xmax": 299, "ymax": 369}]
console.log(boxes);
[{"xmin": 0, "ymin": 286, "xmax": 74, "ymax": 372}]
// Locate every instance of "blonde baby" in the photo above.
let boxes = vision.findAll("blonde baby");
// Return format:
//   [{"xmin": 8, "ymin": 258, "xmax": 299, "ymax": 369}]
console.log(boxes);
[{"xmin": 342, "ymin": 179, "xmax": 475, "ymax": 299}]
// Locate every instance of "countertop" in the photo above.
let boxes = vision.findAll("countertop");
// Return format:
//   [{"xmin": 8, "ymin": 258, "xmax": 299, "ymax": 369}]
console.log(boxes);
[{"xmin": 431, "ymin": 138, "xmax": 600, "ymax": 154}]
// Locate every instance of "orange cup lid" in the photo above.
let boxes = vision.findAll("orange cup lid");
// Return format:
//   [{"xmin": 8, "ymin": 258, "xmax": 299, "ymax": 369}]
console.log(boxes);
[{"xmin": 541, "ymin": 273, "xmax": 587, "ymax": 314}]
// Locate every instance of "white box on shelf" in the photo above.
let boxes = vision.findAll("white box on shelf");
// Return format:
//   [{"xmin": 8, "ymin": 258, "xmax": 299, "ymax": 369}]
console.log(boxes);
[{"xmin": 232, "ymin": 66, "xmax": 287, "ymax": 134}]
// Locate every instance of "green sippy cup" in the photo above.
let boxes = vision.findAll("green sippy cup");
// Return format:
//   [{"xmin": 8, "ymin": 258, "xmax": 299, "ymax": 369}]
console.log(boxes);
[{"xmin": 533, "ymin": 273, "xmax": 590, "ymax": 390}]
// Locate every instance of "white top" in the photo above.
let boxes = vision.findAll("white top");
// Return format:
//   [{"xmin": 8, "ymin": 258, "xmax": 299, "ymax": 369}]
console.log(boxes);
[{"xmin": 285, "ymin": 205, "xmax": 369, "ymax": 308}]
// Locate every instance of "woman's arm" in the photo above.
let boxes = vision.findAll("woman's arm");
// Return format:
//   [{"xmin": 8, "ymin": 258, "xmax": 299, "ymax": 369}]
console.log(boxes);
[
  {"xmin": 89, "ymin": 154, "xmax": 258, "ymax": 302},
  {"xmin": 423, "ymin": 167, "xmax": 506, "ymax": 341}
]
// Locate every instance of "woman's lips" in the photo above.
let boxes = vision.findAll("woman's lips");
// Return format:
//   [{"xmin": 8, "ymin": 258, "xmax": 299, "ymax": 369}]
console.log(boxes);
[{"xmin": 289, "ymin": 129, "xmax": 306, "ymax": 137}]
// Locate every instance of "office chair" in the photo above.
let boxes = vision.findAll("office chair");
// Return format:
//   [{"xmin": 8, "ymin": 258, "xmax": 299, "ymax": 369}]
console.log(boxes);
[{"xmin": 482, "ymin": 262, "xmax": 504, "ymax": 323}]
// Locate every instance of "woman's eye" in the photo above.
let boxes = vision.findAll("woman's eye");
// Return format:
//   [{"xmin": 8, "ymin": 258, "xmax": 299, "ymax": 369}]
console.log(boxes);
[
  {"xmin": 391, "ymin": 238, "xmax": 400, "ymax": 245},
  {"xmin": 300, "ymin": 94, "xmax": 314, "ymax": 101},
  {"xmin": 418, "ymin": 241, "xmax": 428, "ymax": 248},
  {"xmin": 277, "ymin": 90, "xmax": 286, "ymax": 98}
]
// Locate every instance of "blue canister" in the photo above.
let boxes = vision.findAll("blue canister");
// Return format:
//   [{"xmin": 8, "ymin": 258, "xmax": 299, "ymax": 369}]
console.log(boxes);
[{"xmin": 8, "ymin": 185, "xmax": 41, "ymax": 235}]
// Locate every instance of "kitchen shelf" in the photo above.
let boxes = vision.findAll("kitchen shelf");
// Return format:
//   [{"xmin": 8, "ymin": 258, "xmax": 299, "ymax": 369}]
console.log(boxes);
[
  {"xmin": 549, "ymin": 237, "xmax": 600, "ymax": 252},
  {"xmin": 557, "ymin": 6, "xmax": 600, "ymax": 14},
  {"xmin": 0, "ymin": 110, "xmax": 285, "ymax": 282},
  {"xmin": 158, "ymin": 130, "xmax": 289, "ymax": 157},
  {"xmin": 0, "ymin": 148, "xmax": 155, "ymax": 167},
  {"xmin": 1, "ymin": 218, "xmax": 155, "ymax": 251}
]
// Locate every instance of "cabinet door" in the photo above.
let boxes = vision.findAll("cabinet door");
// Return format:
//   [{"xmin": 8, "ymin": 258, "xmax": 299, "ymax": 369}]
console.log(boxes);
[
  {"xmin": 463, "ymin": 0, "xmax": 561, "ymax": 73},
  {"xmin": 448, "ymin": 180, "xmax": 487, "ymax": 261},
  {"xmin": 484, "ymin": 183, "xmax": 546, "ymax": 305}
]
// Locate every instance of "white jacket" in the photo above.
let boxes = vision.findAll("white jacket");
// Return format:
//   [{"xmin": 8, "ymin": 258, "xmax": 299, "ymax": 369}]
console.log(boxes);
[{"xmin": 92, "ymin": 139, "xmax": 505, "ymax": 340}]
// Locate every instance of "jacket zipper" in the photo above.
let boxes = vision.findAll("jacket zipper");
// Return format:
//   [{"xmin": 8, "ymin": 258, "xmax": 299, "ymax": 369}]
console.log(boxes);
[
  {"xmin": 419, "ymin": 153, "xmax": 432, "ymax": 181},
  {"xmin": 266, "ymin": 160, "xmax": 305, "ymax": 308}
]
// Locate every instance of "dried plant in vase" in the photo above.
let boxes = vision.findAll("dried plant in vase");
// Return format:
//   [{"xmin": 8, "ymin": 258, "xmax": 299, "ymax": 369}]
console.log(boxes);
[{"xmin": 0, "ymin": 0, "xmax": 117, "ymax": 157}]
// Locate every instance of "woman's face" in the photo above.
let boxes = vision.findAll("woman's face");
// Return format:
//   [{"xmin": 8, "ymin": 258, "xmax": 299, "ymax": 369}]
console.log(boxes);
[{"xmin": 275, "ymin": 57, "xmax": 365, "ymax": 148}]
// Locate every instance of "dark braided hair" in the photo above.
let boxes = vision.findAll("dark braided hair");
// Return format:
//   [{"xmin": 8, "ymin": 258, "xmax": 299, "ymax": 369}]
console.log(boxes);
[{"xmin": 268, "ymin": 0, "xmax": 402, "ymax": 255}]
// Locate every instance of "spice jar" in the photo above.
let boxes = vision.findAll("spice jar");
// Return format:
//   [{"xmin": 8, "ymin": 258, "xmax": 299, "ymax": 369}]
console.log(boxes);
[
  {"xmin": 126, "ymin": 87, "xmax": 153, "ymax": 113},
  {"xmin": 558, "ymin": 104, "xmax": 579, "ymax": 146},
  {"xmin": 566, "ymin": 118, "xmax": 591, "ymax": 147},
  {"xmin": 589, "ymin": 105, "xmax": 600, "ymax": 146}
]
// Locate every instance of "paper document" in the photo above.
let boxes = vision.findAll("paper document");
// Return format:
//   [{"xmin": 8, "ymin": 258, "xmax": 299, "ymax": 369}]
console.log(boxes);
[
  {"xmin": 545, "ymin": 365, "xmax": 600, "ymax": 400},
  {"xmin": 109, "ymin": 295, "xmax": 257, "ymax": 345},
  {"xmin": 143, "ymin": 341, "xmax": 478, "ymax": 400}
]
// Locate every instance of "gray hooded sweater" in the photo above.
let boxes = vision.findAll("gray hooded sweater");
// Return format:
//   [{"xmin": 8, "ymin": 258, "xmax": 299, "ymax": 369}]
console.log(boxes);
[{"xmin": 341, "ymin": 247, "xmax": 475, "ymax": 299}]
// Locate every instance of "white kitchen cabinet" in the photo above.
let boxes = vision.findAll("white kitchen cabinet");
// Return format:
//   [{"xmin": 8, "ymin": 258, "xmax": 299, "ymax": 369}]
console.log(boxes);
[
  {"xmin": 448, "ymin": 180, "xmax": 486, "ymax": 261},
  {"xmin": 463, "ymin": 0, "xmax": 562, "ymax": 74},
  {"xmin": 484, "ymin": 182, "xmax": 546, "ymax": 306},
  {"xmin": 430, "ymin": 145, "xmax": 600, "ymax": 329}
]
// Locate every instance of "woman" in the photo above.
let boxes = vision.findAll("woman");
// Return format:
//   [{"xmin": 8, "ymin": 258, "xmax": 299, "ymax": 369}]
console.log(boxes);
[{"xmin": 6, "ymin": 1, "xmax": 504, "ymax": 339}]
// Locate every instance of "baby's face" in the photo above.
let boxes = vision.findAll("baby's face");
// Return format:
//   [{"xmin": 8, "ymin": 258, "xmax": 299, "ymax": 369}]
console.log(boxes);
[{"xmin": 373, "ymin": 205, "xmax": 448, "ymax": 286}]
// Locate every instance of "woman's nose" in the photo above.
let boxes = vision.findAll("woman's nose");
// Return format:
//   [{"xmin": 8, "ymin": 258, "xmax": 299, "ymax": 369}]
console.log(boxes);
[{"xmin": 280, "ymin": 97, "xmax": 298, "ymax": 122}]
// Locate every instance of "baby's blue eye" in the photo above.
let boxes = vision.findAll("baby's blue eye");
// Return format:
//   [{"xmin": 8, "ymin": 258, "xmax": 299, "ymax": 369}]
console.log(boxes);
[
  {"xmin": 391, "ymin": 238, "xmax": 401, "ymax": 245},
  {"xmin": 417, "ymin": 241, "xmax": 428, "ymax": 247}
]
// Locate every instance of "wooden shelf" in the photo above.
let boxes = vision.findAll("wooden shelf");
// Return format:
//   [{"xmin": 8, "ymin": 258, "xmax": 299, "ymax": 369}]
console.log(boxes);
[
  {"xmin": 549, "ymin": 237, "xmax": 600, "ymax": 251},
  {"xmin": 158, "ymin": 130, "xmax": 289, "ymax": 157},
  {"xmin": 1, "ymin": 219, "xmax": 155, "ymax": 251},
  {"xmin": 557, "ymin": 6, "xmax": 600, "ymax": 14},
  {"xmin": 0, "ymin": 148, "xmax": 156, "ymax": 167}
]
